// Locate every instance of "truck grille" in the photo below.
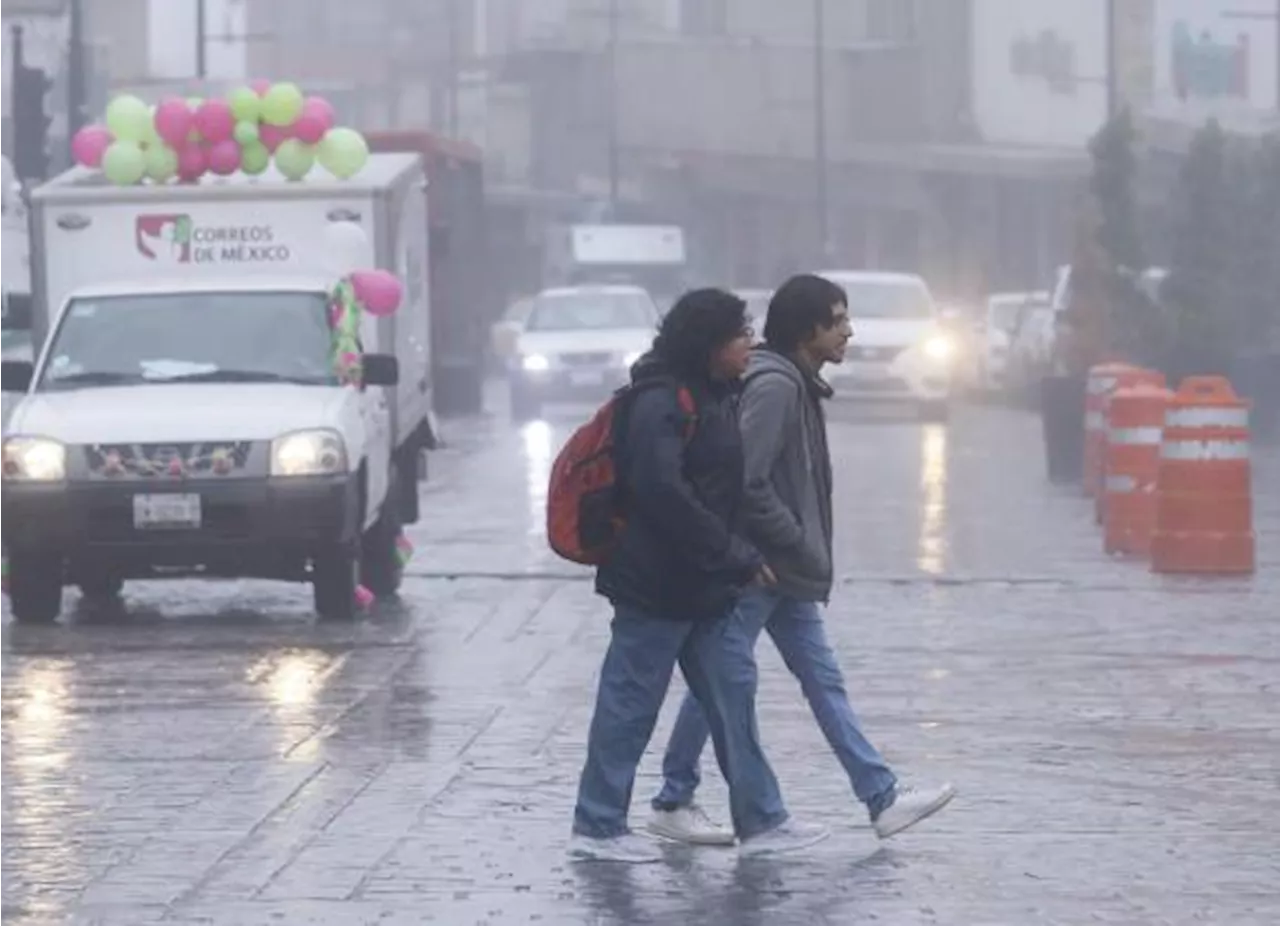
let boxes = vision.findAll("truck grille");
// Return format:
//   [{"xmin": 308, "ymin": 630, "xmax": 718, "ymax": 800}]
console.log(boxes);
[
  {"xmin": 847, "ymin": 346, "xmax": 902, "ymax": 362},
  {"xmin": 560, "ymin": 352, "xmax": 614, "ymax": 367},
  {"xmin": 84, "ymin": 442, "xmax": 253, "ymax": 479}
]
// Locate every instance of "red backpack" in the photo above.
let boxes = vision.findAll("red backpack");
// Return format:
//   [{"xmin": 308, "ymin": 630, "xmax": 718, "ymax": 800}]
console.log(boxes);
[{"xmin": 547, "ymin": 382, "xmax": 697, "ymax": 565}]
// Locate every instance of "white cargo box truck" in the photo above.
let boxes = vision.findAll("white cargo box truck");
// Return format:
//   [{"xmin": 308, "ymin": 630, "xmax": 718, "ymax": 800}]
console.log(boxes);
[{"xmin": 2, "ymin": 154, "xmax": 435, "ymax": 622}]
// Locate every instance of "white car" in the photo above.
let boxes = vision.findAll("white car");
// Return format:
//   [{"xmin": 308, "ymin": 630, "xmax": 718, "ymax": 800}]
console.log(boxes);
[
  {"xmin": 734, "ymin": 288, "xmax": 772, "ymax": 340},
  {"xmin": 983, "ymin": 291, "xmax": 1048, "ymax": 389},
  {"xmin": 508, "ymin": 284, "xmax": 660, "ymax": 420},
  {"xmin": 817, "ymin": 271, "xmax": 956, "ymax": 421}
]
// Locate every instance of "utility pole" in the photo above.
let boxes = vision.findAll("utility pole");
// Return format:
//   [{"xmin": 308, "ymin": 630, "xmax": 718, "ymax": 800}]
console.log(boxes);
[
  {"xmin": 196, "ymin": 0, "xmax": 208, "ymax": 79},
  {"xmin": 607, "ymin": 0, "xmax": 620, "ymax": 211},
  {"xmin": 67, "ymin": 0, "xmax": 87, "ymax": 138},
  {"xmin": 1104, "ymin": 0, "xmax": 1118, "ymax": 121},
  {"xmin": 447, "ymin": 0, "xmax": 460, "ymax": 137},
  {"xmin": 814, "ymin": 0, "xmax": 829, "ymax": 261}
]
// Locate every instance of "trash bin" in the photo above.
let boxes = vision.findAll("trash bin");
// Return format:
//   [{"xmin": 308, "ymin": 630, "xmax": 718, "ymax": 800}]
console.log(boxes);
[{"xmin": 1040, "ymin": 374, "xmax": 1087, "ymax": 484}]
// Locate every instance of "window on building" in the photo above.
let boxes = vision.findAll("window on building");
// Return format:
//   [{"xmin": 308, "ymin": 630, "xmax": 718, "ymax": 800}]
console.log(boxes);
[
  {"xmin": 680, "ymin": 0, "xmax": 728, "ymax": 37},
  {"xmin": 867, "ymin": 0, "xmax": 916, "ymax": 42}
]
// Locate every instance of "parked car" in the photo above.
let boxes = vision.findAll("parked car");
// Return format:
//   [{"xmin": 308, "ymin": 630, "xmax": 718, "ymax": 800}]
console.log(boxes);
[
  {"xmin": 507, "ymin": 284, "xmax": 660, "ymax": 420},
  {"xmin": 817, "ymin": 271, "xmax": 956, "ymax": 421},
  {"xmin": 982, "ymin": 291, "xmax": 1049, "ymax": 390},
  {"xmin": 1005, "ymin": 298, "xmax": 1059, "ymax": 404}
]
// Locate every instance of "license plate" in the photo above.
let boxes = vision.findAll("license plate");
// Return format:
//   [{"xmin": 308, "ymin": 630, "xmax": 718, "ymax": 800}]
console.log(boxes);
[
  {"xmin": 133, "ymin": 493, "xmax": 202, "ymax": 529},
  {"xmin": 569, "ymin": 370, "xmax": 605, "ymax": 387}
]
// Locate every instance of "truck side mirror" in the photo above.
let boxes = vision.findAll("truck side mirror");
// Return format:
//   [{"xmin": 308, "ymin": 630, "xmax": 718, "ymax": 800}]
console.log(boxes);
[
  {"xmin": 362, "ymin": 354, "xmax": 399, "ymax": 387},
  {"xmin": 1, "ymin": 360, "xmax": 34, "ymax": 393}
]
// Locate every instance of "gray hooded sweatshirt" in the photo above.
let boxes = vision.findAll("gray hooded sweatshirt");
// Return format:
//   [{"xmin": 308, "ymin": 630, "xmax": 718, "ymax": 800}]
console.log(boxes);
[{"xmin": 738, "ymin": 347, "xmax": 834, "ymax": 602}]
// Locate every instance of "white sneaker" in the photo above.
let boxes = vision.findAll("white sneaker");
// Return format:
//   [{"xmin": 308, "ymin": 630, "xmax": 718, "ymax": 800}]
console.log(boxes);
[
  {"xmin": 646, "ymin": 804, "xmax": 736, "ymax": 846},
  {"xmin": 568, "ymin": 832, "xmax": 665, "ymax": 863},
  {"xmin": 872, "ymin": 783, "xmax": 956, "ymax": 838},
  {"xmin": 738, "ymin": 820, "xmax": 830, "ymax": 858}
]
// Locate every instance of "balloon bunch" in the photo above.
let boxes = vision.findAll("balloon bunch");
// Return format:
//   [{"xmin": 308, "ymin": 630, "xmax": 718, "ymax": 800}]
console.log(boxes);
[
  {"xmin": 71, "ymin": 81, "xmax": 371, "ymax": 186},
  {"xmin": 326, "ymin": 268, "xmax": 404, "ymax": 386}
]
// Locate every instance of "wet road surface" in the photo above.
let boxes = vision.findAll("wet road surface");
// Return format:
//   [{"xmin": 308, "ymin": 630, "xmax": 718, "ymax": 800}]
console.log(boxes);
[{"xmin": 4, "ymin": 396, "xmax": 1279, "ymax": 925}]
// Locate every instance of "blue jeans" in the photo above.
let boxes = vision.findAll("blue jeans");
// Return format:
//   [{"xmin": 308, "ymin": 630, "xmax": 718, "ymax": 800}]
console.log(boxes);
[
  {"xmin": 652, "ymin": 588, "xmax": 898, "ymax": 817},
  {"xmin": 573, "ymin": 603, "xmax": 789, "ymax": 841}
]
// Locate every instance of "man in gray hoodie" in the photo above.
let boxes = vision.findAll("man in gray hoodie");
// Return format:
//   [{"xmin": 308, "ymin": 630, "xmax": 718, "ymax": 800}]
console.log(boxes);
[{"xmin": 646, "ymin": 274, "xmax": 956, "ymax": 845}]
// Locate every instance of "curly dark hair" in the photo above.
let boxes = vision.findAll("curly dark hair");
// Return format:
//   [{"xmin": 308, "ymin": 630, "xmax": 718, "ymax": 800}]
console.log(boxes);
[{"xmin": 651, "ymin": 288, "xmax": 748, "ymax": 380}]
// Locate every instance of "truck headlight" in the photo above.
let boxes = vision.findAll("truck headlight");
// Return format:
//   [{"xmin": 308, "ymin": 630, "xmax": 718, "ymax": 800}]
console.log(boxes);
[
  {"xmin": 521, "ymin": 353, "xmax": 550, "ymax": 372},
  {"xmin": 270, "ymin": 429, "xmax": 347, "ymax": 477},
  {"xmin": 923, "ymin": 335, "xmax": 955, "ymax": 362},
  {"xmin": 2, "ymin": 436, "xmax": 67, "ymax": 482}
]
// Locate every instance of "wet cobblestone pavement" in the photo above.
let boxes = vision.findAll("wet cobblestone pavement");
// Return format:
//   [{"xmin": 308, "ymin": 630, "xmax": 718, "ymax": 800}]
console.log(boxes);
[{"xmin": 4, "ymin": 400, "xmax": 1279, "ymax": 925}]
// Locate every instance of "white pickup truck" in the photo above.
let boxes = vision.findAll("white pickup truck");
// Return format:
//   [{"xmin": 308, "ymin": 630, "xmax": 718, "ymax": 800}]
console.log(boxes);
[{"xmin": 1, "ymin": 154, "xmax": 435, "ymax": 623}]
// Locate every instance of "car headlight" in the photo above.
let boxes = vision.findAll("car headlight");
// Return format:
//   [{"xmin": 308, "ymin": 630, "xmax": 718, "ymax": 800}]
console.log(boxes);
[
  {"xmin": 2, "ymin": 436, "xmax": 67, "ymax": 482},
  {"xmin": 521, "ymin": 353, "xmax": 550, "ymax": 372},
  {"xmin": 270, "ymin": 429, "xmax": 348, "ymax": 477},
  {"xmin": 923, "ymin": 335, "xmax": 955, "ymax": 362}
]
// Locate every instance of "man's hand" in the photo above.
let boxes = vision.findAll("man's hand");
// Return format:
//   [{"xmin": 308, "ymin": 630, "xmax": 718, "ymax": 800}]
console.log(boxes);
[{"xmin": 753, "ymin": 564, "xmax": 778, "ymax": 587}]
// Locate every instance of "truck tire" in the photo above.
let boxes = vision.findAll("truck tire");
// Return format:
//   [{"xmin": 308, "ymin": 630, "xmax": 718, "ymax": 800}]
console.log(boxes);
[
  {"xmin": 361, "ymin": 468, "xmax": 404, "ymax": 599},
  {"xmin": 312, "ymin": 543, "xmax": 359, "ymax": 621},
  {"xmin": 7, "ymin": 553, "xmax": 64, "ymax": 624}
]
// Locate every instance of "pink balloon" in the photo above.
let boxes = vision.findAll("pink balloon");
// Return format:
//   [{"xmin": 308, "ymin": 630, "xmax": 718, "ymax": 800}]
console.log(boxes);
[
  {"xmin": 194, "ymin": 99, "xmax": 235, "ymax": 144},
  {"xmin": 258, "ymin": 123, "xmax": 292, "ymax": 153},
  {"xmin": 154, "ymin": 98, "xmax": 194, "ymax": 147},
  {"xmin": 71, "ymin": 124, "xmax": 113, "ymax": 168},
  {"xmin": 294, "ymin": 98, "xmax": 336, "ymax": 144},
  {"xmin": 304, "ymin": 96, "xmax": 336, "ymax": 129},
  {"xmin": 350, "ymin": 270, "xmax": 404, "ymax": 317},
  {"xmin": 207, "ymin": 140, "xmax": 242, "ymax": 176},
  {"xmin": 250, "ymin": 78, "xmax": 272, "ymax": 96},
  {"xmin": 176, "ymin": 144, "xmax": 207, "ymax": 183}
]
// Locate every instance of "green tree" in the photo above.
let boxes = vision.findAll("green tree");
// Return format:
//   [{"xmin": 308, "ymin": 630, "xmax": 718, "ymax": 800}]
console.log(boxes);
[
  {"xmin": 1161, "ymin": 120, "xmax": 1233, "ymax": 377},
  {"xmin": 1225, "ymin": 135, "xmax": 1280, "ymax": 354},
  {"xmin": 1087, "ymin": 107, "xmax": 1154, "ymax": 363}
]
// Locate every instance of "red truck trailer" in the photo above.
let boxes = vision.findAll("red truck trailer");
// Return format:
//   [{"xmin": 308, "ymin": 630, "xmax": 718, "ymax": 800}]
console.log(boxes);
[{"xmin": 365, "ymin": 131, "xmax": 488, "ymax": 417}]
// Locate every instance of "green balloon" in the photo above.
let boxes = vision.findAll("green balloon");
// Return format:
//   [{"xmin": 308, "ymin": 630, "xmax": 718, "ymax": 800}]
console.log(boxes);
[
  {"xmin": 142, "ymin": 106, "xmax": 162, "ymax": 148},
  {"xmin": 241, "ymin": 141, "xmax": 270, "ymax": 176},
  {"xmin": 274, "ymin": 139, "xmax": 314, "ymax": 180},
  {"xmin": 317, "ymin": 127, "xmax": 369, "ymax": 180},
  {"xmin": 105, "ymin": 95, "xmax": 151, "ymax": 143},
  {"xmin": 233, "ymin": 120, "xmax": 260, "ymax": 145},
  {"xmin": 102, "ymin": 141, "xmax": 147, "ymax": 185},
  {"xmin": 227, "ymin": 86, "xmax": 261, "ymax": 123},
  {"xmin": 261, "ymin": 82, "xmax": 304, "ymax": 127},
  {"xmin": 144, "ymin": 144, "xmax": 179, "ymax": 183}
]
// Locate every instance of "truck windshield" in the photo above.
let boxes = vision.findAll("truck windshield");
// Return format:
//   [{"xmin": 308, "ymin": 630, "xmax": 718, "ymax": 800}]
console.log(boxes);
[{"xmin": 37, "ymin": 291, "xmax": 338, "ymax": 391}]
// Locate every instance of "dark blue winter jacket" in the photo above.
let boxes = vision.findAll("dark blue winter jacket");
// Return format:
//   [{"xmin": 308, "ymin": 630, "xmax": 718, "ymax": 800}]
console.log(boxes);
[{"xmin": 595, "ymin": 355, "xmax": 763, "ymax": 619}]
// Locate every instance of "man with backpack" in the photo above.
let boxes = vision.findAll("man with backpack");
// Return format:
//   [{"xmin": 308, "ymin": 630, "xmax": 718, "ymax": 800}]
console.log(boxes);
[
  {"xmin": 562, "ymin": 288, "xmax": 830, "ymax": 862},
  {"xmin": 645, "ymin": 274, "xmax": 957, "ymax": 846}
]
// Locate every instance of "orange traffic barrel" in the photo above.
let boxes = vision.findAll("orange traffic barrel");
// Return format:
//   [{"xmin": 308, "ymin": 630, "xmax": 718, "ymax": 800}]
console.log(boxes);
[
  {"xmin": 1103, "ymin": 384, "xmax": 1172, "ymax": 557},
  {"xmin": 1091, "ymin": 366, "xmax": 1166, "ymax": 520},
  {"xmin": 1085, "ymin": 363, "xmax": 1140, "ymax": 498},
  {"xmin": 1151, "ymin": 376, "xmax": 1254, "ymax": 575}
]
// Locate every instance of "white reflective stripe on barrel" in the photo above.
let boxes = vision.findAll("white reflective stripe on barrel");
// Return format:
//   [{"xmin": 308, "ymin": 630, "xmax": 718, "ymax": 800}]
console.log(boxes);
[
  {"xmin": 1085, "ymin": 411, "xmax": 1105, "ymax": 430},
  {"xmin": 1160, "ymin": 439, "xmax": 1250, "ymax": 461},
  {"xmin": 1105, "ymin": 474, "xmax": 1138, "ymax": 493},
  {"xmin": 1165, "ymin": 406, "xmax": 1249, "ymax": 428},
  {"xmin": 1108, "ymin": 426, "xmax": 1163, "ymax": 445}
]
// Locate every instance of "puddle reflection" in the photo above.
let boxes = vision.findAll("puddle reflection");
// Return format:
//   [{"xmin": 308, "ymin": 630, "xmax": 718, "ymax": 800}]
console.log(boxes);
[
  {"xmin": 3, "ymin": 659, "xmax": 89, "ymax": 897},
  {"xmin": 245, "ymin": 648, "xmax": 341, "ymax": 757},
  {"xmin": 522, "ymin": 420, "xmax": 554, "ymax": 537},
  {"xmin": 916, "ymin": 424, "xmax": 949, "ymax": 575}
]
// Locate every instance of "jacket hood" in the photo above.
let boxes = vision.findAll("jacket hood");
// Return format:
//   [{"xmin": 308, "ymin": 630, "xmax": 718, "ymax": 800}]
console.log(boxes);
[{"xmin": 749, "ymin": 347, "xmax": 833, "ymax": 399}]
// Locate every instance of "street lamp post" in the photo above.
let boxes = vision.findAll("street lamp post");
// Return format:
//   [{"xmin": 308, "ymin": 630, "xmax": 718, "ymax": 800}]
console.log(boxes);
[{"xmin": 814, "ymin": 0, "xmax": 829, "ymax": 261}]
